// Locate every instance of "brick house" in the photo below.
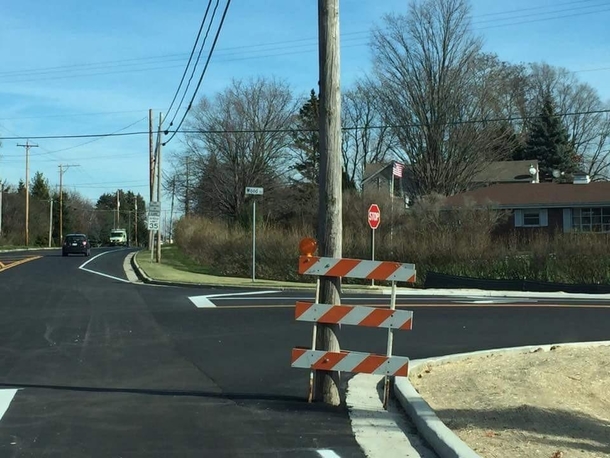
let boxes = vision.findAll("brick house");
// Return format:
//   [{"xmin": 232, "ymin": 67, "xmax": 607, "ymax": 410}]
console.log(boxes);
[{"xmin": 443, "ymin": 177, "xmax": 610, "ymax": 234}]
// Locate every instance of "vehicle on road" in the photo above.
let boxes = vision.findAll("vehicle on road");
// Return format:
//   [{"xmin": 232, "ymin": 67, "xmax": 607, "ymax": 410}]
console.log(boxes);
[
  {"xmin": 62, "ymin": 234, "xmax": 91, "ymax": 257},
  {"xmin": 109, "ymin": 229, "xmax": 128, "ymax": 246}
]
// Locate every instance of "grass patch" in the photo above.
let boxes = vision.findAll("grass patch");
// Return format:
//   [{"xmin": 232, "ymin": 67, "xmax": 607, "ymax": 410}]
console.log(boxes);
[{"xmin": 158, "ymin": 244, "xmax": 218, "ymax": 275}]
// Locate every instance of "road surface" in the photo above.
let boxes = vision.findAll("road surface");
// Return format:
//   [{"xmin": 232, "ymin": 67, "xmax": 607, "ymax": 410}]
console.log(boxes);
[{"xmin": 0, "ymin": 248, "xmax": 609, "ymax": 457}]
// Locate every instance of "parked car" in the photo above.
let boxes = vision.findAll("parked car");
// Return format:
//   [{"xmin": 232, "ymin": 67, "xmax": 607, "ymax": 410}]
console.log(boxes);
[{"xmin": 62, "ymin": 233, "xmax": 91, "ymax": 257}]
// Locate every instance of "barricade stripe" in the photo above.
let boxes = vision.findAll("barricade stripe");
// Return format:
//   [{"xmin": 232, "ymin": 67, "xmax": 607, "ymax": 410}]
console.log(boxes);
[
  {"xmin": 319, "ymin": 305, "xmax": 354, "ymax": 324},
  {"xmin": 295, "ymin": 301, "xmax": 314, "ymax": 320},
  {"xmin": 311, "ymin": 351, "xmax": 349, "ymax": 371},
  {"xmin": 352, "ymin": 354, "xmax": 387, "ymax": 374},
  {"xmin": 386, "ymin": 357, "xmax": 410, "ymax": 376},
  {"xmin": 325, "ymin": 259, "xmax": 361, "ymax": 277},
  {"xmin": 298, "ymin": 256, "xmax": 321, "ymax": 275},
  {"xmin": 339, "ymin": 306, "xmax": 374, "ymax": 326},
  {"xmin": 399, "ymin": 318, "xmax": 413, "ymax": 330},
  {"xmin": 358, "ymin": 309, "xmax": 394, "ymax": 328},
  {"xmin": 365, "ymin": 262, "xmax": 400, "ymax": 280},
  {"xmin": 291, "ymin": 347, "xmax": 307, "ymax": 362}
]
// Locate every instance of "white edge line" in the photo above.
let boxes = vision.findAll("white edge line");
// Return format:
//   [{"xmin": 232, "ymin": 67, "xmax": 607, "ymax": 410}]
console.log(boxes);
[
  {"xmin": 0, "ymin": 389, "xmax": 19, "ymax": 420},
  {"xmin": 317, "ymin": 450, "xmax": 341, "ymax": 458},
  {"xmin": 189, "ymin": 290, "xmax": 281, "ymax": 308},
  {"xmin": 78, "ymin": 249, "xmax": 132, "ymax": 283},
  {"xmin": 205, "ymin": 290, "xmax": 281, "ymax": 299}
]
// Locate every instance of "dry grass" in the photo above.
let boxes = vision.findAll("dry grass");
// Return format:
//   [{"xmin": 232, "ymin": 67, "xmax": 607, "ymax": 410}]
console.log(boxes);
[{"xmin": 172, "ymin": 193, "xmax": 610, "ymax": 285}]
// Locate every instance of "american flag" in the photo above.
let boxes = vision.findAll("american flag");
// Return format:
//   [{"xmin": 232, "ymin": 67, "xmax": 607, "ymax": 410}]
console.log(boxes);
[{"xmin": 392, "ymin": 162, "xmax": 403, "ymax": 178}]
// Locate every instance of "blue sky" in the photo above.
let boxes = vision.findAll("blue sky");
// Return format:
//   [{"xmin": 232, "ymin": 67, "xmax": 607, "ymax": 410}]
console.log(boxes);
[{"xmin": 1, "ymin": 0, "xmax": 609, "ymax": 206}]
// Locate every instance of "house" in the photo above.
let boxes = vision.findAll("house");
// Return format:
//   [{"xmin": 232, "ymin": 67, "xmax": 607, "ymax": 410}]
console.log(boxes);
[{"xmin": 443, "ymin": 178, "xmax": 610, "ymax": 233}]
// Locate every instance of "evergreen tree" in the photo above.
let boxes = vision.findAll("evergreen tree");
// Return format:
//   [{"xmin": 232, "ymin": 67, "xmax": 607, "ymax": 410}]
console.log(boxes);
[
  {"xmin": 522, "ymin": 94, "xmax": 579, "ymax": 180},
  {"xmin": 17, "ymin": 179, "xmax": 25, "ymax": 194},
  {"xmin": 292, "ymin": 89, "xmax": 320, "ymax": 184},
  {"xmin": 30, "ymin": 171, "xmax": 50, "ymax": 200}
]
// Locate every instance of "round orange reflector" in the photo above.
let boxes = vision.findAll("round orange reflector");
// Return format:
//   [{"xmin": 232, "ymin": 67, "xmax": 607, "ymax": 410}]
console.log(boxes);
[{"xmin": 299, "ymin": 237, "xmax": 318, "ymax": 257}]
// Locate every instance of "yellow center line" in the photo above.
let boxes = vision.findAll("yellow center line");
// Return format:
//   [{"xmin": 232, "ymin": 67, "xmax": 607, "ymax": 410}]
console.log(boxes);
[{"xmin": 0, "ymin": 255, "xmax": 42, "ymax": 272}]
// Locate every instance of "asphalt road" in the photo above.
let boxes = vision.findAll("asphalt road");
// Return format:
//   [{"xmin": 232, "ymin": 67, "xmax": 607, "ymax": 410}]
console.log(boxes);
[{"xmin": 1, "ymin": 248, "xmax": 609, "ymax": 457}]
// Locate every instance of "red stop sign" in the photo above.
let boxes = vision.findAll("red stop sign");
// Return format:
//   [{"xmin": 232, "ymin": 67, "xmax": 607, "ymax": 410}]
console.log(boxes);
[{"xmin": 368, "ymin": 204, "xmax": 381, "ymax": 230}]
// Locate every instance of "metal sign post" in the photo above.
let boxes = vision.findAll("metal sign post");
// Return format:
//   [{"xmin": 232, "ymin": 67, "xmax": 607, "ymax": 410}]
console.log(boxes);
[
  {"xmin": 148, "ymin": 201, "xmax": 161, "ymax": 262},
  {"xmin": 368, "ymin": 204, "xmax": 381, "ymax": 286},
  {"xmin": 245, "ymin": 187, "xmax": 264, "ymax": 282}
]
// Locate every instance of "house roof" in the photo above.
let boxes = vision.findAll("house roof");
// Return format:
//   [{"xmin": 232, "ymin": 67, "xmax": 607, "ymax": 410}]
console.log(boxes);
[
  {"xmin": 472, "ymin": 160, "xmax": 538, "ymax": 183},
  {"xmin": 362, "ymin": 163, "xmax": 391, "ymax": 183},
  {"xmin": 444, "ymin": 182, "xmax": 610, "ymax": 209}
]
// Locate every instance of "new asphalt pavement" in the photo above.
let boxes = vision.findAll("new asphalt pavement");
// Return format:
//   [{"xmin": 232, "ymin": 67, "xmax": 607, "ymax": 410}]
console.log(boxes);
[{"xmin": 1, "ymin": 248, "xmax": 609, "ymax": 457}]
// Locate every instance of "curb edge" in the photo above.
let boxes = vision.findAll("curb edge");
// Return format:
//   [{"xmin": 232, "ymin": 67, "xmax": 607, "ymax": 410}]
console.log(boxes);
[{"xmin": 395, "ymin": 340, "xmax": 610, "ymax": 458}]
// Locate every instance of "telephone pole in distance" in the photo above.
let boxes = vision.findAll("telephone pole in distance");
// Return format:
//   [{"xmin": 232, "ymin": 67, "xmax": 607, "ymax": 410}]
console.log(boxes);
[{"xmin": 17, "ymin": 140, "xmax": 39, "ymax": 246}]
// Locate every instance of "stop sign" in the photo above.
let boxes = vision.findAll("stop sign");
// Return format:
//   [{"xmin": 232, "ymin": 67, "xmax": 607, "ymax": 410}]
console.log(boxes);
[{"xmin": 368, "ymin": 204, "xmax": 381, "ymax": 230}]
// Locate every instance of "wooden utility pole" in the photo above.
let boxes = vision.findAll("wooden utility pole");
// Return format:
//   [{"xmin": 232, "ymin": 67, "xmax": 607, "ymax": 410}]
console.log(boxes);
[
  {"xmin": 18, "ymin": 141, "xmax": 38, "ymax": 246},
  {"xmin": 316, "ymin": 0, "xmax": 342, "ymax": 406},
  {"xmin": 0, "ymin": 183, "xmax": 3, "ymax": 238},
  {"xmin": 149, "ymin": 109, "xmax": 155, "ymax": 253},
  {"xmin": 134, "ymin": 199, "xmax": 138, "ymax": 246},
  {"xmin": 156, "ymin": 113, "xmax": 163, "ymax": 263},
  {"xmin": 58, "ymin": 164, "xmax": 79, "ymax": 242},
  {"xmin": 185, "ymin": 156, "xmax": 190, "ymax": 216},
  {"xmin": 48, "ymin": 199, "xmax": 53, "ymax": 247}
]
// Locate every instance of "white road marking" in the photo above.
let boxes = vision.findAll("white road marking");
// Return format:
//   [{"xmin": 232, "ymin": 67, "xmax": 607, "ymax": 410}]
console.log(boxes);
[
  {"xmin": 317, "ymin": 450, "xmax": 341, "ymax": 458},
  {"xmin": 0, "ymin": 389, "xmax": 18, "ymax": 420},
  {"xmin": 188, "ymin": 290, "xmax": 280, "ymax": 308},
  {"xmin": 78, "ymin": 249, "xmax": 132, "ymax": 283}
]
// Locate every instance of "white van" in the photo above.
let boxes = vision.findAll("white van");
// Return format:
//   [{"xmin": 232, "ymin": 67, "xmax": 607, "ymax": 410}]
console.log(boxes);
[{"xmin": 109, "ymin": 229, "xmax": 128, "ymax": 246}]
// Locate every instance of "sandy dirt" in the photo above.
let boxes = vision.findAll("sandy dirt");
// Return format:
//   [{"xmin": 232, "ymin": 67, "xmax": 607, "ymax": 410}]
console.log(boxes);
[{"xmin": 410, "ymin": 345, "xmax": 610, "ymax": 458}]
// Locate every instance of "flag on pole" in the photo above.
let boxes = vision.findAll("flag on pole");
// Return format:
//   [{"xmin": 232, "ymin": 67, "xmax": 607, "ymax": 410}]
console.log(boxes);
[{"xmin": 392, "ymin": 162, "xmax": 403, "ymax": 178}]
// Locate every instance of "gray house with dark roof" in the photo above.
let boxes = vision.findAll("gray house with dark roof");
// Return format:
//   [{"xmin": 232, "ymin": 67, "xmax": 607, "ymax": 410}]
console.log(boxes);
[{"xmin": 444, "ymin": 180, "xmax": 610, "ymax": 233}]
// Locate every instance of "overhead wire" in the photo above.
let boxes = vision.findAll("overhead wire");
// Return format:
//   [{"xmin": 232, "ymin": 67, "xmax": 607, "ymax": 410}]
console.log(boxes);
[
  {"xmin": 2, "ymin": 1, "xmax": 605, "ymax": 85},
  {"xmin": 163, "ymin": 0, "xmax": 232, "ymax": 146},
  {"xmin": 163, "ymin": 0, "xmax": 215, "ymax": 123},
  {"xmin": 3, "ymin": 108, "xmax": 610, "ymax": 141},
  {"xmin": 164, "ymin": 0, "xmax": 221, "ymax": 131}
]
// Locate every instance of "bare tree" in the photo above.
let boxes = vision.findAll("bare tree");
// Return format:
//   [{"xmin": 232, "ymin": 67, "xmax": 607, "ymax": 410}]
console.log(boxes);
[
  {"xmin": 182, "ymin": 77, "xmax": 298, "ymax": 220},
  {"xmin": 342, "ymin": 80, "xmax": 398, "ymax": 188},
  {"xmin": 371, "ymin": 0, "xmax": 514, "ymax": 196},
  {"xmin": 526, "ymin": 63, "xmax": 606, "ymax": 162},
  {"xmin": 583, "ymin": 109, "xmax": 610, "ymax": 181}
]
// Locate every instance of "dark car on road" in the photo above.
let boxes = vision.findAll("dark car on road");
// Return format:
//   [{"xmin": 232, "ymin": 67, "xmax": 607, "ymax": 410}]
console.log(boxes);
[{"xmin": 62, "ymin": 234, "xmax": 91, "ymax": 257}]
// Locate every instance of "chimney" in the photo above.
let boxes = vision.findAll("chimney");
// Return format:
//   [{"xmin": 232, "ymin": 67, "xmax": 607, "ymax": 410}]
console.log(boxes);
[{"xmin": 573, "ymin": 173, "xmax": 591, "ymax": 185}]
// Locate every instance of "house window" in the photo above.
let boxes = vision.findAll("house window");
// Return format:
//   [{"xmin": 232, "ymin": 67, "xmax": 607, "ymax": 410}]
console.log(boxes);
[
  {"xmin": 514, "ymin": 209, "xmax": 548, "ymax": 228},
  {"xmin": 523, "ymin": 211, "xmax": 540, "ymax": 226},
  {"xmin": 572, "ymin": 208, "xmax": 610, "ymax": 232}
]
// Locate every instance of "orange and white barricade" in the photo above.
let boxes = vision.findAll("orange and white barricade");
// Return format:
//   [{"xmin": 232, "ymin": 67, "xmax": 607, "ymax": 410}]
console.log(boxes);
[{"xmin": 292, "ymin": 246, "xmax": 416, "ymax": 407}]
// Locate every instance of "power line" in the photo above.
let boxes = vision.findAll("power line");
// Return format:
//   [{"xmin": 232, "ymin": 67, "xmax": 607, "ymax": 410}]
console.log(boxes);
[
  {"xmin": 163, "ymin": 1, "xmax": 215, "ymax": 123},
  {"xmin": 3, "ymin": 108, "xmax": 610, "ymax": 141},
  {"xmin": 163, "ymin": 0, "xmax": 232, "ymax": 146},
  {"xmin": 3, "ymin": 2, "xmax": 604, "ymax": 85},
  {"xmin": 165, "ymin": 0, "xmax": 222, "ymax": 131}
]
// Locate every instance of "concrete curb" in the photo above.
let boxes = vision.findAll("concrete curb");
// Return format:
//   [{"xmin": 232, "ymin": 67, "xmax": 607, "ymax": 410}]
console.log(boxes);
[
  {"xmin": 384, "ymin": 287, "xmax": 610, "ymax": 299},
  {"xmin": 129, "ymin": 252, "xmax": 388, "ymax": 293},
  {"xmin": 394, "ymin": 340, "xmax": 610, "ymax": 458}
]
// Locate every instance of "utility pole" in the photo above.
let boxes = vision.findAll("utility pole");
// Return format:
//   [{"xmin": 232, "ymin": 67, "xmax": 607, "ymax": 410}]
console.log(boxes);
[
  {"xmin": 116, "ymin": 189, "xmax": 120, "ymax": 229},
  {"xmin": 156, "ymin": 112, "xmax": 163, "ymax": 263},
  {"xmin": 169, "ymin": 178, "xmax": 176, "ymax": 243},
  {"xmin": 0, "ymin": 183, "xmax": 3, "ymax": 238},
  {"xmin": 149, "ymin": 109, "xmax": 155, "ymax": 254},
  {"xmin": 185, "ymin": 156, "xmax": 190, "ymax": 216},
  {"xmin": 316, "ymin": 0, "xmax": 342, "ymax": 405},
  {"xmin": 134, "ymin": 199, "xmax": 138, "ymax": 246},
  {"xmin": 48, "ymin": 199, "xmax": 53, "ymax": 247},
  {"xmin": 18, "ymin": 141, "xmax": 38, "ymax": 246},
  {"xmin": 58, "ymin": 164, "xmax": 79, "ymax": 242}
]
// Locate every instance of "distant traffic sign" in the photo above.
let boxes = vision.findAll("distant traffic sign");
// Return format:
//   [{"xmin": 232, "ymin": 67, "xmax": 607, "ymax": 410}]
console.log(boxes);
[
  {"xmin": 148, "ymin": 201, "xmax": 161, "ymax": 218},
  {"xmin": 368, "ymin": 204, "xmax": 381, "ymax": 230},
  {"xmin": 245, "ymin": 187, "xmax": 264, "ymax": 195}
]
